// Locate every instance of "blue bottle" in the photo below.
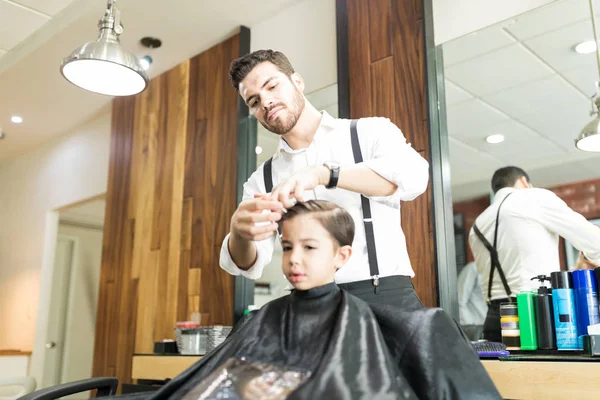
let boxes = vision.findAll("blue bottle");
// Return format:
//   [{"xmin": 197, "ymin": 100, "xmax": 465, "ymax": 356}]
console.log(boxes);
[
  {"xmin": 551, "ymin": 271, "xmax": 580, "ymax": 350},
  {"xmin": 572, "ymin": 270, "xmax": 600, "ymax": 340}
]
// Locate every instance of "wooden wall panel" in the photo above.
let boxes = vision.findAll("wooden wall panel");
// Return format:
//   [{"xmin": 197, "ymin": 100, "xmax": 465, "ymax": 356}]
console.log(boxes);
[
  {"xmin": 368, "ymin": 0, "xmax": 392, "ymax": 62},
  {"xmin": 186, "ymin": 34, "xmax": 239, "ymax": 325},
  {"xmin": 348, "ymin": 0, "xmax": 372, "ymax": 117},
  {"xmin": 93, "ymin": 33, "xmax": 242, "ymax": 387},
  {"xmin": 344, "ymin": 0, "xmax": 437, "ymax": 306}
]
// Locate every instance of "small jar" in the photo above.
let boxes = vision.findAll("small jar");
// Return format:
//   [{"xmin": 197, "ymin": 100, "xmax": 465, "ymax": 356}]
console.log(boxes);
[
  {"xmin": 180, "ymin": 327, "xmax": 207, "ymax": 355},
  {"xmin": 500, "ymin": 302, "xmax": 520, "ymax": 350}
]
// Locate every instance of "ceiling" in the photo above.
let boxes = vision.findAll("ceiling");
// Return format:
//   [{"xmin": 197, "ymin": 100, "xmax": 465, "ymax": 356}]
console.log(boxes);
[
  {"xmin": 0, "ymin": 0, "xmax": 299, "ymax": 162},
  {"xmin": 445, "ymin": 0, "xmax": 600, "ymax": 202},
  {"xmin": 3, "ymin": 0, "xmax": 600, "ymax": 202}
]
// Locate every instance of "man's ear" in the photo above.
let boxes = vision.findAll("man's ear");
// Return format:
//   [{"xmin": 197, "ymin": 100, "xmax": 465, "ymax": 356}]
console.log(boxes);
[
  {"xmin": 291, "ymin": 72, "xmax": 305, "ymax": 93},
  {"xmin": 520, "ymin": 176, "xmax": 533, "ymax": 189},
  {"xmin": 334, "ymin": 245, "xmax": 352, "ymax": 271}
]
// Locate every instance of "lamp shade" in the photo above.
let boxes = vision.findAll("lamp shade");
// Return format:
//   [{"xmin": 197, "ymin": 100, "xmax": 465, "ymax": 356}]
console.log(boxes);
[
  {"xmin": 61, "ymin": 36, "xmax": 148, "ymax": 96},
  {"xmin": 576, "ymin": 115, "xmax": 600, "ymax": 152}
]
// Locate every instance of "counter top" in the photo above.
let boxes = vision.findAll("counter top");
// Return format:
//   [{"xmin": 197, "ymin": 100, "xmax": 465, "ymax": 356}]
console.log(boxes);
[
  {"xmin": 482, "ymin": 359, "xmax": 600, "ymax": 399},
  {"xmin": 0, "ymin": 349, "xmax": 32, "ymax": 356}
]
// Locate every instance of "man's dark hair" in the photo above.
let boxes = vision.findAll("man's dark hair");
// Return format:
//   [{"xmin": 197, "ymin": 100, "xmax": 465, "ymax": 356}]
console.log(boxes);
[
  {"xmin": 229, "ymin": 50, "xmax": 295, "ymax": 92},
  {"xmin": 280, "ymin": 200, "xmax": 355, "ymax": 247},
  {"xmin": 491, "ymin": 166, "xmax": 530, "ymax": 193}
]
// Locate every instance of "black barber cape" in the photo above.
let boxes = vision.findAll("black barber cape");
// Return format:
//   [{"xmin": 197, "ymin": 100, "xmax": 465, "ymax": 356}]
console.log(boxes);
[{"xmin": 114, "ymin": 283, "xmax": 500, "ymax": 400}]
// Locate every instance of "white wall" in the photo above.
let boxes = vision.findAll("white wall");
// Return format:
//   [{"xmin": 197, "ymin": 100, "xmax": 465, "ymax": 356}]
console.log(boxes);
[
  {"xmin": 433, "ymin": 0, "xmax": 559, "ymax": 44},
  {"xmin": 0, "ymin": 111, "xmax": 111, "ymax": 352},
  {"xmin": 250, "ymin": 0, "xmax": 337, "ymax": 95}
]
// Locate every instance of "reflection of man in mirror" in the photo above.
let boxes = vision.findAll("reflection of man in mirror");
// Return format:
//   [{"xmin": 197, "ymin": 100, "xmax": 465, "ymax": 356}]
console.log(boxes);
[
  {"xmin": 457, "ymin": 261, "xmax": 487, "ymax": 341},
  {"xmin": 219, "ymin": 49, "xmax": 430, "ymax": 310},
  {"xmin": 469, "ymin": 166, "xmax": 600, "ymax": 342}
]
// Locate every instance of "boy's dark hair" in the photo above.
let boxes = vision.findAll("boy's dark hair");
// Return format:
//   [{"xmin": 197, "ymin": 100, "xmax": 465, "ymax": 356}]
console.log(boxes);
[
  {"xmin": 229, "ymin": 49, "xmax": 295, "ymax": 92},
  {"xmin": 491, "ymin": 166, "xmax": 530, "ymax": 194},
  {"xmin": 280, "ymin": 200, "xmax": 355, "ymax": 247}
]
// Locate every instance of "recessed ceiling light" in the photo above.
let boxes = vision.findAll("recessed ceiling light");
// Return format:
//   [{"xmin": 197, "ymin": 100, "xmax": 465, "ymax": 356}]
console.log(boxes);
[
  {"xmin": 575, "ymin": 40, "xmax": 597, "ymax": 54},
  {"xmin": 11, "ymin": 116, "xmax": 23, "ymax": 124},
  {"xmin": 486, "ymin": 134, "xmax": 505, "ymax": 144},
  {"xmin": 139, "ymin": 55, "xmax": 152, "ymax": 71},
  {"xmin": 255, "ymin": 145, "xmax": 263, "ymax": 155}
]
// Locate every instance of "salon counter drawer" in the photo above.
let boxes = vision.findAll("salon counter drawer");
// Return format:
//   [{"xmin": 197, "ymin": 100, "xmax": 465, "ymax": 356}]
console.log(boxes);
[{"xmin": 132, "ymin": 355, "xmax": 202, "ymax": 381}]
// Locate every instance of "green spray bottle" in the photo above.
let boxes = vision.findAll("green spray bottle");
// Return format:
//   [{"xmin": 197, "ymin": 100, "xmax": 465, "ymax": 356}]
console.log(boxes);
[{"xmin": 517, "ymin": 291, "xmax": 538, "ymax": 350}]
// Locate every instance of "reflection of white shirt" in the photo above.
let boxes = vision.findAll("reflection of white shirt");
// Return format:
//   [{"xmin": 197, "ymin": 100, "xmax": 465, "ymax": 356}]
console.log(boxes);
[
  {"xmin": 219, "ymin": 112, "xmax": 429, "ymax": 284},
  {"xmin": 469, "ymin": 187, "xmax": 600, "ymax": 301},
  {"xmin": 457, "ymin": 262, "xmax": 487, "ymax": 326}
]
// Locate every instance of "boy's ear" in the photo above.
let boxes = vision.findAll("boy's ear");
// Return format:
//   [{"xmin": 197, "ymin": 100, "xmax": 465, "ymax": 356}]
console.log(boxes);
[{"xmin": 334, "ymin": 245, "xmax": 352, "ymax": 270}]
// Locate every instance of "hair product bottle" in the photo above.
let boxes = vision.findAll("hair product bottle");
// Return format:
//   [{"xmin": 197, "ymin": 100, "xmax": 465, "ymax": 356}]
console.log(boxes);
[
  {"xmin": 551, "ymin": 271, "xmax": 580, "ymax": 350},
  {"xmin": 531, "ymin": 275, "xmax": 556, "ymax": 350}
]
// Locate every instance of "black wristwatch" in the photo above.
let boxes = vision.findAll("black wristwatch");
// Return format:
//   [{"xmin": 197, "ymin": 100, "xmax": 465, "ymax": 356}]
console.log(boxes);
[{"xmin": 323, "ymin": 162, "xmax": 341, "ymax": 189}]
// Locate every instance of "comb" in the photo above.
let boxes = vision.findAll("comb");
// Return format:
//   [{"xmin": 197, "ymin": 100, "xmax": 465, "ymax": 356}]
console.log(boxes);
[{"xmin": 471, "ymin": 341, "xmax": 510, "ymax": 357}]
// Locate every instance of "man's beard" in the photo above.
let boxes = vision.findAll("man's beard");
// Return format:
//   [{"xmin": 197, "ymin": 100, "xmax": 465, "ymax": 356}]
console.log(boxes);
[{"xmin": 260, "ymin": 90, "xmax": 305, "ymax": 135}]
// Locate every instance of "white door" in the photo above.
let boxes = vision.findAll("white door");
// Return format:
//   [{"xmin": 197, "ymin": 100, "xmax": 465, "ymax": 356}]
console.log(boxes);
[
  {"xmin": 39, "ymin": 223, "xmax": 104, "ymax": 396},
  {"xmin": 41, "ymin": 235, "xmax": 76, "ymax": 388}
]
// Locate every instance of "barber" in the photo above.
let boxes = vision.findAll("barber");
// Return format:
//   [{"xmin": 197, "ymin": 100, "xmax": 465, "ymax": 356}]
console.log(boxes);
[
  {"xmin": 219, "ymin": 49, "xmax": 430, "ymax": 310},
  {"xmin": 470, "ymin": 166, "xmax": 600, "ymax": 342}
]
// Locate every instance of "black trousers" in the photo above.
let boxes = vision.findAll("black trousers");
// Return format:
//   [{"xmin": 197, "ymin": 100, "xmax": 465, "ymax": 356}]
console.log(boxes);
[{"xmin": 337, "ymin": 275, "xmax": 424, "ymax": 311}]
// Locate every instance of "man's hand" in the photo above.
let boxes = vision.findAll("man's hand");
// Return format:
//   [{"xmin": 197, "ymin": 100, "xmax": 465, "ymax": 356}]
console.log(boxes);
[
  {"xmin": 573, "ymin": 251, "xmax": 597, "ymax": 270},
  {"xmin": 230, "ymin": 198, "xmax": 283, "ymax": 242},
  {"xmin": 228, "ymin": 197, "xmax": 283, "ymax": 269},
  {"xmin": 270, "ymin": 165, "xmax": 329, "ymax": 208}
]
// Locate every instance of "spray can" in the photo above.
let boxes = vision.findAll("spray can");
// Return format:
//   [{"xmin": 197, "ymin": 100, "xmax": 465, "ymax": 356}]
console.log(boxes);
[
  {"xmin": 516, "ymin": 291, "xmax": 537, "ymax": 350},
  {"xmin": 573, "ymin": 270, "xmax": 600, "ymax": 339},
  {"xmin": 531, "ymin": 275, "xmax": 556, "ymax": 349},
  {"xmin": 551, "ymin": 271, "xmax": 580, "ymax": 350},
  {"xmin": 595, "ymin": 267, "xmax": 600, "ymax": 307}
]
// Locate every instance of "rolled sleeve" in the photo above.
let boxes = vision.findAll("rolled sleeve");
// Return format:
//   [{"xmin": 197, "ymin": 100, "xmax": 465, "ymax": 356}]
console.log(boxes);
[
  {"xmin": 218, "ymin": 168, "xmax": 277, "ymax": 279},
  {"xmin": 359, "ymin": 118, "xmax": 429, "ymax": 207},
  {"xmin": 535, "ymin": 189, "xmax": 600, "ymax": 265},
  {"xmin": 219, "ymin": 233, "xmax": 275, "ymax": 280}
]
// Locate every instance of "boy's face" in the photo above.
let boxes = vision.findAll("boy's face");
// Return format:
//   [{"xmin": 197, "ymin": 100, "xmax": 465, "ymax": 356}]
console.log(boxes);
[
  {"xmin": 238, "ymin": 61, "xmax": 305, "ymax": 135},
  {"xmin": 281, "ymin": 215, "xmax": 351, "ymax": 290}
]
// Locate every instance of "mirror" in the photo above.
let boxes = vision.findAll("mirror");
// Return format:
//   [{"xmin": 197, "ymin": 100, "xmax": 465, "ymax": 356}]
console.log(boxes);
[{"xmin": 441, "ymin": 0, "xmax": 600, "ymax": 339}]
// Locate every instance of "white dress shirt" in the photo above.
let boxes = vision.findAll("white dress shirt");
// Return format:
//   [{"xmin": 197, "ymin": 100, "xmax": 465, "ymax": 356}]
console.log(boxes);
[
  {"xmin": 469, "ymin": 187, "xmax": 600, "ymax": 301},
  {"xmin": 457, "ymin": 262, "xmax": 487, "ymax": 326},
  {"xmin": 219, "ymin": 111, "xmax": 429, "ymax": 284}
]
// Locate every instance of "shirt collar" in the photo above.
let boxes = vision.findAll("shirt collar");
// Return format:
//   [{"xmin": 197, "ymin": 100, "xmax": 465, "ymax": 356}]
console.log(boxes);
[
  {"xmin": 274, "ymin": 111, "xmax": 337, "ymax": 159},
  {"xmin": 493, "ymin": 187, "xmax": 517, "ymax": 204}
]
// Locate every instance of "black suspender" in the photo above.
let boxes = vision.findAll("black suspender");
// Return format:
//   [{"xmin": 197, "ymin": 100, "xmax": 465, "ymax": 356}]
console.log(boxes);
[
  {"xmin": 473, "ymin": 193, "xmax": 513, "ymax": 301},
  {"xmin": 262, "ymin": 119, "xmax": 380, "ymax": 287},
  {"xmin": 350, "ymin": 120, "xmax": 380, "ymax": 286}
]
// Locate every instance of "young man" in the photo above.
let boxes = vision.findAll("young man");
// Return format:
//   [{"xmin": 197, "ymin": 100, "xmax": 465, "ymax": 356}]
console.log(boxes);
[
  {"xmin": 470, "ymin": 166, "xmax": 600, "ymax": 342},
  {"xmin": 219, "ymin": 49, "xmax": 430, "ymax": 310}
]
